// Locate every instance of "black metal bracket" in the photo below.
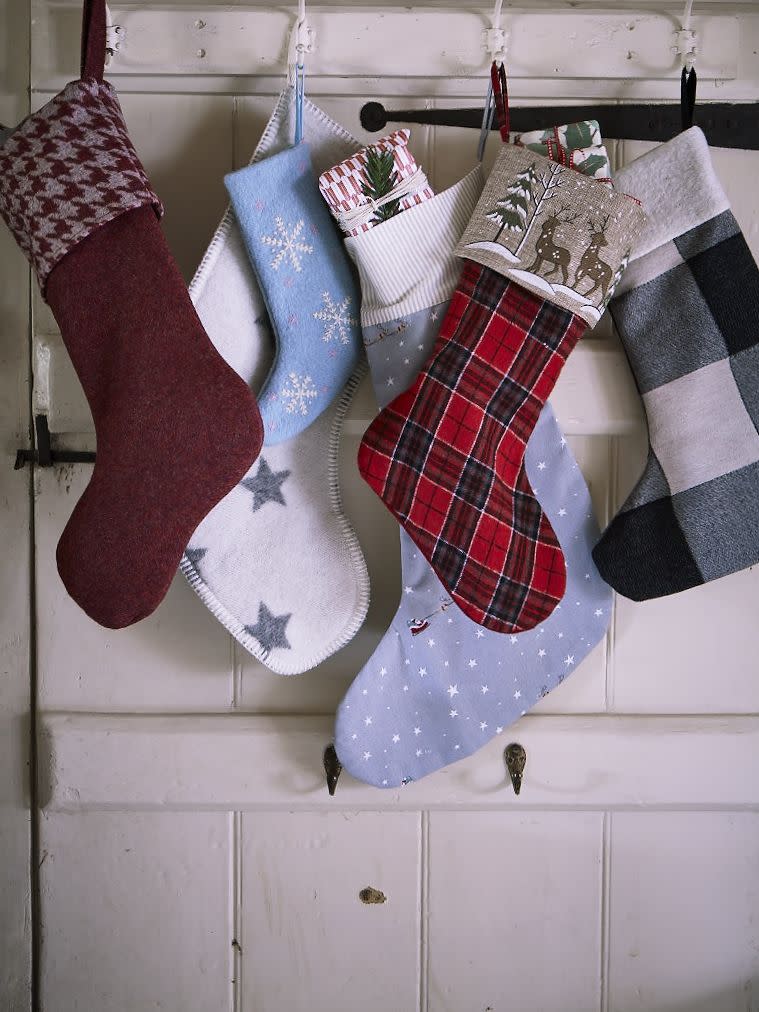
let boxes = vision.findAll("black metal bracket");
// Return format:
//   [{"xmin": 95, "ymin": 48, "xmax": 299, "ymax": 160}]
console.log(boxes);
[
  {"xmin": 14, "ymin": 414, "xmax": 96, "ymax": 469},
  {"xmin": 360, "ymin": 101, "xmax": 759, "ymax": 151},
  {"xmin": 324, "ymin": 743, "xmax": 343, "ymax": 796}
]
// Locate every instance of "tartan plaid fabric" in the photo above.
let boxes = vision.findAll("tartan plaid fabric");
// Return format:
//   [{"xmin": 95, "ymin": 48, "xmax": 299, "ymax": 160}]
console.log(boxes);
[
  {"xmin": 358, "ymin": 259, "xmax": 586, "ymax": 632},
  {"xmin": 593, "ymin": 127, "xmax": 759, "ymax": 599}
]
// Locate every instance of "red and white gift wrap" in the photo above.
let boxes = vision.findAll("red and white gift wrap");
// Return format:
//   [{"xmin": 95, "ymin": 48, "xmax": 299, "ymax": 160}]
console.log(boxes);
[{"xmin": 319, "ymin": 129, "xmax": 434, "ymax": 237}]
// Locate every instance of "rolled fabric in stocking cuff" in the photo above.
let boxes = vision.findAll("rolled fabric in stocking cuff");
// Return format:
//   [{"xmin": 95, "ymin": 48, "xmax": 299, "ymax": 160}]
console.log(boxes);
[
  {"xmin": 515, "ymin": 120, "xmax": 611, "ymax": 181},
  {"xmin": 455, "ymin": 144, "xmax": 646, "ymax": 326},
  {"xmin": 0, "ymin": 79, "xmax": 162, "ymax": 293},
  {"xmin": 614, "ymin": 126, "xmax": 730, "ymax": 267},
  {"xmin": 344, "ymin": 166, "xmax": 483, "ymax": 327}
]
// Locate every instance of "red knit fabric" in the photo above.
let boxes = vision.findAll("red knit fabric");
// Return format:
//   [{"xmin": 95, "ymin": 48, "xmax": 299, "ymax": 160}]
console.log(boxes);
[
  {"xmin": 49, "ymin": 206, "xmax": 262, "ymax": 627},
  {"xmin": 357, "ymin": 262, "xmax": 585, "ymax": 633},
  {"xmin": 0, "ymin": 0, "xmax": 263, "ymax": 627}
]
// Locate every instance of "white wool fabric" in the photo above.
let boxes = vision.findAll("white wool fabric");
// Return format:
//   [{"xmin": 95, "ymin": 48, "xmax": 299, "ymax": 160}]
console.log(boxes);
[
  {"xmin": 617, "ymin": 127, "xmax": 729, "ymax": 262},
  {"xmin": 182, "ymin": 90, "xmax": 369, "ymax": 674}
]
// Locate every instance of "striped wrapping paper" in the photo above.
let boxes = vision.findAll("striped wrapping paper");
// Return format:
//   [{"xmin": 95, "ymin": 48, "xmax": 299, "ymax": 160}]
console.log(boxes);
[{"xmin": 319, "ymin": 129, "xmax": 434, "ymax": 237}]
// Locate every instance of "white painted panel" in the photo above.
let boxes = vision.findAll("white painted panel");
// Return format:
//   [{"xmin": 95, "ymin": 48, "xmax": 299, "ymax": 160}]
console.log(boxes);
[
  {"xmin": 608, "ymin": 812, "xmax": 759, "ymax": 1012},
  {"xmin": 119, "ymin": 93, "xmax": 236, "ymax": 282},
  {"xmin": 611, "ymin": 429, "xmax": 759, "ymax": 714},
  {"xmin": 35, "ymin": 466, "xmax": 235, "ymax": 712},
  {"xmin": 31, "ymin": 6, "xmax": 739, "ymax": 84},
  {"xmin": 39, "ymin": 811, "xmax": 231, "ymax": 1012},
  {"xmin": 428, "ymin": 812, "xmax": 603, "ymax": 1012},
  {"xmin": 240, "ymin": 811, "xmax": 419, "ymax": 1011},
  {"xmin": 40, "ymin": 713, "xmax": 759, "ymax": 811}
]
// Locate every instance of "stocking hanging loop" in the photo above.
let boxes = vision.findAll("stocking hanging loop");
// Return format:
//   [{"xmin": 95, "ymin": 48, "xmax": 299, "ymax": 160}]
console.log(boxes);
[
  {"xmin": 81, "ymin": 0, "xmax": 107, "ymax": 81},
  {"xmin": 478, "ymin": 3, "xmax": 508, "ymax": 161},
  {"xmin": 288, "ymin": 0, "xmax": 315, "ymax": 144},
  {"xmin": 675, "ymin": 0, "xmax": 698, "ymax": 130}
]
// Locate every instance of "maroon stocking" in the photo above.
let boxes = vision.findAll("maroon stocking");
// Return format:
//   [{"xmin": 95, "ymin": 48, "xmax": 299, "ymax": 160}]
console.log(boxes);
[{"xmin": 0, "ymin": 0, "xmax": 262, "ymax": 628}]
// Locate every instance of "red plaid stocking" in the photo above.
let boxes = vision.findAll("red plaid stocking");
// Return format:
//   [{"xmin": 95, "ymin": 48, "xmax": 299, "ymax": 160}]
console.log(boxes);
[
  {"xmin": 358, "ymin": 263, "xmax": 585, "ymax": 631},
  {"xmin": 358, "ymin": 144, "xmax": 644, "ymax": 632}
]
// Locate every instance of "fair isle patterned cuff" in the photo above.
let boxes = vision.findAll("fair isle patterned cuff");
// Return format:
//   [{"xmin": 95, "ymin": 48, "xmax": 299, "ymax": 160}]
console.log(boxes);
[
  {"xmin": 615, "ymin": 127, "xmax": 729, "ymax": 263},
  {"xmin": 0, "ymin": 79, "xmax": 162, "ymax": 293},
  {"xmin": 344, "ymin": 166, "xmax": 483, "ymax": 328}
]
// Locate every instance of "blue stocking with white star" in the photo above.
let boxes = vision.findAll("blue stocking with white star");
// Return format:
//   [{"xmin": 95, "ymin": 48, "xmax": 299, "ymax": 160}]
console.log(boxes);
[
  {"xmin": 334, "ymin": 169, "xmax": 612, "ymax": 786},
  {"xmin": 225, "ymin": 143, "xmax": 363, "ymax": 445}
]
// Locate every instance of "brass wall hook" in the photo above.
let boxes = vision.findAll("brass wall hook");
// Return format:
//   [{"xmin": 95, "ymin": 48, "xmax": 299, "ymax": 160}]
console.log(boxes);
[
  {"xmin": 504, "ymin": 742, "xmax": 526, "ymax": 795},
  {"xmin": 324, "ymin": 744, "xmax": 342, "ymax": 796}
]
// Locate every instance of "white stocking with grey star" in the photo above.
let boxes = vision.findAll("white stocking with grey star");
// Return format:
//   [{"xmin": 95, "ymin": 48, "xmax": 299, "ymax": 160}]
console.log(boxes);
[{"xmin": 180, "ymin": 91, "xmax": 369, "ymax": 674}]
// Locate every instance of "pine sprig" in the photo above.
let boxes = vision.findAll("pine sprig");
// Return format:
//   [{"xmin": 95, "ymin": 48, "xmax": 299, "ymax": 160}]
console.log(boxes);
[{"xmin": 361, "ymin": 147, "xmax": 402, "ymax": 224}]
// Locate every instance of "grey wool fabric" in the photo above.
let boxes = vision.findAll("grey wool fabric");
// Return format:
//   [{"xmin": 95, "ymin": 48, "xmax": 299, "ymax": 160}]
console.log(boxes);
[{"xmin": 593, "ymin": 126, "xmax": 759, "ymax": 599}]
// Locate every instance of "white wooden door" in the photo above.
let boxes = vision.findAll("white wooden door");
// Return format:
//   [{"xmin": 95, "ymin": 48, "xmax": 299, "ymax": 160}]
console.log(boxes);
[
  {"xmin": 9, "ymin": 3, "xmax": 759, "ymax": 1010},
  {"xmin": 0, "ymin": 0, "xmax": 32, "ymax": 1005}
]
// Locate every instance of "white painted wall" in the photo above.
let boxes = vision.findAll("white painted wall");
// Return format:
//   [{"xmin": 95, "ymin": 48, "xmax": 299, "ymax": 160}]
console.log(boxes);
[{"xmin": 3, "ymin": 3, "xmax": 759, "ymax": 1010}]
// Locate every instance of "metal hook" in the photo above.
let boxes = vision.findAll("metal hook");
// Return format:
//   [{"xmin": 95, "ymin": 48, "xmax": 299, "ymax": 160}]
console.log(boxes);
[
  {"xmin": 504, "ymin": 742, "xmax": 526, "ymax": 796},
  {"xmin": 104, "ymin": 4, "xmax": 124, "ymax": 68},
  {"xmin": 324, "ymin": 744, "xmax": 342, "ymax": 796},
  {"xmin": 484, "ymin": 0, "xmax": 508, "ymax": 65},
  {"xmin": 288, "ymin": 0, "xmax": 315, "ymax": 78},
  {"xmin": 287, "ymin": 0, "xmax": 315, "ymax": 144},
  {"xmin": 674, "ymin": 0, "xmax": 697, "ymax": 73}
]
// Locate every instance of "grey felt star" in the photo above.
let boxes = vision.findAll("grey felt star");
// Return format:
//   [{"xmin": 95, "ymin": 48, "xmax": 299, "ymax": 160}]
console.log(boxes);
[
  {"xmin": 244, "ymin": 602, "xmax": 292, "ymax": 656},
  {"xmin": 185, "ymin": 546, "xmax": 207, "ymax": 568},
  {"xmin": 240, "ymin": 457, "xmax": 291, "ymax": 512}
]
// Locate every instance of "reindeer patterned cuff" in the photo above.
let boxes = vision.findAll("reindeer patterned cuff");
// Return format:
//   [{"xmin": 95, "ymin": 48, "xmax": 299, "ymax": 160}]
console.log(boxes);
[{"xmin": 455, "ymin": 144, "xmax": 646, "ymax": 326}]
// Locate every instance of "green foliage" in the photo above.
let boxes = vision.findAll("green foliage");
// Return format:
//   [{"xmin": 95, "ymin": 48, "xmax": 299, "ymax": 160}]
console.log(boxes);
[
  {"xmin": 361, "ymin": 147, "xmax": 402, "ymax": 224},
  {"xmin": 488, "ymin": 163, "xmax": 539, "ymax": 239},
  {"xmin": 579, "ymin": 153, "xmax": 609, "ymax": 178},
  {"xmin": 564, "ymin": 121, "xmax": 594, "ymax": 150}
]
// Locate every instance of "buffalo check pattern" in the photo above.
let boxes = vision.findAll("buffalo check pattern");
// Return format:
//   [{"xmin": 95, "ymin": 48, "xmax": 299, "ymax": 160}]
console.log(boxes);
[
  {"xmin": 0, "ymin": 79, "xmax": 162, "ymax": 292},
  {"xmin": 358, "ymin": 259, "xmax": 586, "ymax": 632},
  {"xmin": 593, "ymin": 133, "xmax": 759, "ymax": 599}
]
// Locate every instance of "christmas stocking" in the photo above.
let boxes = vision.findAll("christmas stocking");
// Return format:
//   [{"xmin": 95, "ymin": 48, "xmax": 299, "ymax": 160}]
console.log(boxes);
[
  {"xmin": 358, "ymin": 144, "xmax": 645, "ymax": 633},
  {"xmin": 181, "ymin": 90, "xmax": 370, "ymax": 674},
  {"xmin": 0, "ymin": 0, "xmax": 262, "ymax": 628},
  {"xmin": 224, "ymin": 134, "xmax": 364, "ymax": 445},
  {"xmin": 335, "ymin": 162, "xmax": 612, "ymax": 788},
  {"xmin": 593, "ymin": 126, "xmax": 759, "ymax": 599}
]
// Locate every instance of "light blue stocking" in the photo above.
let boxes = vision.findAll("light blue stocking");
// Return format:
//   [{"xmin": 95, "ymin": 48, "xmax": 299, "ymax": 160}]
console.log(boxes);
[
  {"xmin": 226, "ymin": 144, "xmax": 363, "ymax": 445},
  {"xmin": 335, "ymin": 175, "xmax": 612, "ymax": 787}
]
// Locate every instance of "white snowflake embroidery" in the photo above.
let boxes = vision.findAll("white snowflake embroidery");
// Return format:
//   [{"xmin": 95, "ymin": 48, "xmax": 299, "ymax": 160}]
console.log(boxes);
[
  {"xmin": 261, "ymin": 217, "xmax": 314, "ymax": 271},
  {"xmin": 281, "ymin": 372, "xmax": 318, "ymax": 416},
  {"xmin": 313, "ymin": 292, "xmax": 357, "ymax": 344}
]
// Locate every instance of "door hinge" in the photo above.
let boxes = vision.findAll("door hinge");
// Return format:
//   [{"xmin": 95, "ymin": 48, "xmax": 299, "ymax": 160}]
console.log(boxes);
[{"xmin": 14, "ymin": 415, "xmax": 96, "ymax": 469}]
